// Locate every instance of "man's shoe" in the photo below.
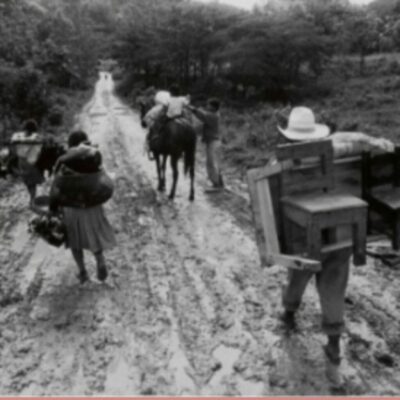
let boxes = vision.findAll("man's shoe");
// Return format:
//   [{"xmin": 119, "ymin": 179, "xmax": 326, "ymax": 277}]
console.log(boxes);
[
  {"xmin": 323, "ymin": 344, "xmax": 341, "ymax": 366},
  {"xmin": 324, "ymin": 350, "xmax": 344, "ymax": 389}
]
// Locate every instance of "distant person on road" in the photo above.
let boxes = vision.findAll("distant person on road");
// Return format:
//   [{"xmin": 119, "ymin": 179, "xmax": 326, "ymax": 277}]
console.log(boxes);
[
  {"xmin": 11, "ymin": 119, "xmax": 45, "ymax": 206},
  {"xmin": 51, "ymin": 130, "xmax": 116, "ymax": 284},
  {"xmin": 189, "ymin": 98, "xmax": 224, "ymax": 192}
]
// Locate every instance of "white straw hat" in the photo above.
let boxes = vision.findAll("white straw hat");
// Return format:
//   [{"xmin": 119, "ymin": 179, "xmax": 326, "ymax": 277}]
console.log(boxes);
[{"xmin": 278, "ymin": 106, "xmax": 330, "ymax": 141}]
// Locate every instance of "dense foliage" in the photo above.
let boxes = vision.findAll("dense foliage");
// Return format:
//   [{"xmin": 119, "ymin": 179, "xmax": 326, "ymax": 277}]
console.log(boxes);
[
  {"xmin": 1, "ymin": 0, "xmax": 400, "ymax": 132},
  {"xmin": 0, "ymin": 0, "xmax": 111, "ymax": 137},
  {"xmin": 109, "ymin": 0, "xmax": 400, "ymax": 101}
]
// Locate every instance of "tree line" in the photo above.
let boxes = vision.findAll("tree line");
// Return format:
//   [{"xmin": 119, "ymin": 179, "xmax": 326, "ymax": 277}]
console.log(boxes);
[
  {"xmin": 0, "ymin": 0, "xmax": 110, "ymax": 137},
  {"xmin": 1, "ymin": 0, "xmax": 400, "ymax": 133},
  {"xmin": 109, "ymin": 0, "xmax": 400, "ymax": 101}
]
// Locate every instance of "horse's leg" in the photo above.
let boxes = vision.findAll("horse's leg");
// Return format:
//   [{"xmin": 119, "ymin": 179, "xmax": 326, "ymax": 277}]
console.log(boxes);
[
  {"xmin": 161, "ymin": 154, "xmax": 167, "ymax": 192},
  {"xmin": 189, "ymin": 155, "xmax": 195, "ymax": 202},
  {"xmin": 169, "ymin": 156, "xmax": 178, "ymax": 200},
  {"xmin": 155, "ymin": 153, "xmax": 163, "ymax": 191}
]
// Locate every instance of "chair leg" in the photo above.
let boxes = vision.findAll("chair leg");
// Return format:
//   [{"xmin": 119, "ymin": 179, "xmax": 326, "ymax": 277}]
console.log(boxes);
[
  {"xmin": 352, "ymin": 211, "xmax": 367, "ymax": 266},
  {"xmin": 392, "ymin": 212, "xmax": 400, "ymax": 251},
  {"xmin": 283, "ymin": 216, "xmax": 294, "ymax": 254}
]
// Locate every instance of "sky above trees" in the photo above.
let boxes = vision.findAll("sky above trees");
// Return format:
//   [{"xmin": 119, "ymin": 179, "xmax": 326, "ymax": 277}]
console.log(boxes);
[{"xmin": 198, "ymin": 0, "xmax": 374, "ymax": 10}]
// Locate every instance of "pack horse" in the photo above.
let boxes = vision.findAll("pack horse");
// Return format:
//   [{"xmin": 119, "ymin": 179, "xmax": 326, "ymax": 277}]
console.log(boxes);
[{"xmin": 140, "ymin": 101, "xmax": 197, "ymax": 202}]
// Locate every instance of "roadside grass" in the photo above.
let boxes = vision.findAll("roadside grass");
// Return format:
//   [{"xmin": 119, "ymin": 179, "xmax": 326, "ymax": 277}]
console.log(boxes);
[
  {"xmin": 44, "ymin": 88, "xmax": 93, "ymax": 141},
  {"xmin": 221, "ymin": 53, "xmax": 400, "ymax": 174}
]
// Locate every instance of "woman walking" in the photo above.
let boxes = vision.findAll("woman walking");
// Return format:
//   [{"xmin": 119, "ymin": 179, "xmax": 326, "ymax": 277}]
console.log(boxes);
[{"xmin": 51, "ymin": 130, "xmax": 116, "ymax": 283}]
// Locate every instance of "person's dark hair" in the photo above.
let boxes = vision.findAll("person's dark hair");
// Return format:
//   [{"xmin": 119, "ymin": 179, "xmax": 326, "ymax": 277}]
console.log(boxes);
[
  {"xmin": 23, "ymin": 119, "xmax": 38, "ymax": 134},
  {"xmin": 68, "ymin": 130, "xmax": 89, "ymax": 148},
  {"xmin": 208, "ymin": 98, "xmax": 220, "ymax": 112},
  {"xmin": 169, "ymin": 84, "xmax": 180, "ymax": 96}
]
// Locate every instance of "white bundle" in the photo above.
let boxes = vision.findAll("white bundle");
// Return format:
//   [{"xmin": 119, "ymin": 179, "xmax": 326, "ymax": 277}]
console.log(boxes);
[
  {"xmin": 11, "ymin": 132, "xmax": 43, "ymax": 165},
  {"xmin": 155, "ymin": 91, "xmax": 171, "ymax": 106},
  {"xmin": 330, "ymin": 132, "xmax": 395, "ymax": 158}
]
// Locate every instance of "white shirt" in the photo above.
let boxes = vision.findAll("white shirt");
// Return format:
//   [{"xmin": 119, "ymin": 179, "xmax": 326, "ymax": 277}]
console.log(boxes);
[
  {"xmin": 166, "ymin": 96, "xmax": 190, "ymax": 118},
  {"xmin": 11, "ymin": 131, "xmax": 43, "ymax": 165}
]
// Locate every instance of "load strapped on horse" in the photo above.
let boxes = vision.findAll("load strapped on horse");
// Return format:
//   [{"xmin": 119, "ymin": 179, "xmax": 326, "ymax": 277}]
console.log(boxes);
[{"xmin": 140, "ymin": 87, "xmax": 202, "ymax": 201}]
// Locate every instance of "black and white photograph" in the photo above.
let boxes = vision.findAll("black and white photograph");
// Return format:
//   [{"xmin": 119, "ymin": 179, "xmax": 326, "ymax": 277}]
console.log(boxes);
[{"xmin": 0, "ymin": 0, "xmax": 399, "ymax": 396}]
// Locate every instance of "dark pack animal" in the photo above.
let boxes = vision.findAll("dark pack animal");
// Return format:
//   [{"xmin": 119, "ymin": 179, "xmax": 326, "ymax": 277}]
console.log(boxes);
[
  {"xmin": 35, "ymin": 139, "xmax": 66, "ymax": 176},
  {"xmin": 140, "ymin": 104, "xmax": 197, "ymax": 201}
]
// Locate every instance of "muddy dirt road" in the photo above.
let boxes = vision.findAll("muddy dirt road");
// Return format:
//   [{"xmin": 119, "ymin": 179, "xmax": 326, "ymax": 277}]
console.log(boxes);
[{"xmin": 1, "ymin": 75, "xmax": 400, "ymax": 395}]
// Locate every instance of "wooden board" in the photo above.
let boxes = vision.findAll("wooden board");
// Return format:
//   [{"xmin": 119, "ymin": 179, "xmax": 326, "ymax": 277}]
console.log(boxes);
[{"xmin": 247, "ymin": 163, "xmax": 321, "ymax": 272}]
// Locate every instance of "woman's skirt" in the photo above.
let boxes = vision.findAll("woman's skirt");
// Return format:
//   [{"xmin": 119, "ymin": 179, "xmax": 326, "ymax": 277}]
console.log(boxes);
[{"xmin": 63, "ymin": 205, "xmax": 116, "ymax": 253}]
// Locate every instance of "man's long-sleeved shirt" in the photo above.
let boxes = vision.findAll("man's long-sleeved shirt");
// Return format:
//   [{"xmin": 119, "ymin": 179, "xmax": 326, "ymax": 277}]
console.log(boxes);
[{"xmin": 191, "ymin": 108, "xmax": 220, "ymax": 143}]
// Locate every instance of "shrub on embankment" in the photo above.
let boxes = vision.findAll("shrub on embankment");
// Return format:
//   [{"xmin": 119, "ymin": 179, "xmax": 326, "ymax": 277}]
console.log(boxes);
[
  {"xmin": 217, "ymin": 53, "xmax": 400, "ymax": 174},
  {"xmin": 106, "ymin": 0, "xmax": 400, "ymax": 174},
  {"xmin": 0, "ymin": 0, "xmax": 110, "ymax": 140}
]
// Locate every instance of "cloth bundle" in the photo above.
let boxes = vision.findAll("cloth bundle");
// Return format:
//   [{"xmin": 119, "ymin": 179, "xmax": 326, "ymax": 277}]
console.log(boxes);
[
  {"xmin": 29, "ymin": 214, "xmax": 66, "ymax": 247},
  {"xmin": 11, "ymin": 132, "xmax": 43, "ymax": 165},
  {"xmin": 330, "ymin": 132, "xmax": 395, "ymax": 158},
  {"xmin": 50, "ymin": 167, "xmax": 114, "ymax": 209},
  {"xmin": 50, "ymin": 144, "xmax": 114, "ymax": 209}
]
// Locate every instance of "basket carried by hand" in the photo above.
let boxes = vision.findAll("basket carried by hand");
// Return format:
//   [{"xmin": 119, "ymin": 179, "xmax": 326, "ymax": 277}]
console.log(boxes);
[{"xmin": 29, "ymin": 214, "xmax": 66, "ymax": 247}]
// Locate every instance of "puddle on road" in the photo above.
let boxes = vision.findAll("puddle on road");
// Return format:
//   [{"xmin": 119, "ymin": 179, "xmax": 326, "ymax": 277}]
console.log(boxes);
[
  {"xmin": 209, "ymin": 345, "xmax": 240, "ymax": 388},
  {"xmin": 104, "ymin": 354, "xmax": 136, "ymax": 394},
  {"xmin": 167, "ymin": 314, "xmax": 197, "ymax": 395},
  {"xmin": 19, "ymin": 240, "xmax": 52, "ymax": 296},
  {"xmin": 236, "ymin": 376, "xmax": 264, "ymax": 396},
  {"xmin": 10, "ymin": 221, "xmax": 31, "ymax": 253},
  {"xmin": 208, "ymin": 344, "xmax": 264, "ymax": 395}
]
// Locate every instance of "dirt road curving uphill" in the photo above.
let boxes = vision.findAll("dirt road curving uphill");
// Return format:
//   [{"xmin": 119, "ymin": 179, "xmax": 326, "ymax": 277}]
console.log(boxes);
[{"xmin": 1, "ymin": 75, "xmax": 400, "ymax": 395}]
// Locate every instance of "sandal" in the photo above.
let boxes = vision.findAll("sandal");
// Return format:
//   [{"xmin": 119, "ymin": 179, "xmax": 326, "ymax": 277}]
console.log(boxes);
[{"xmin": 97, "ymin": 265, "xmax": 108, "ymax": 282}]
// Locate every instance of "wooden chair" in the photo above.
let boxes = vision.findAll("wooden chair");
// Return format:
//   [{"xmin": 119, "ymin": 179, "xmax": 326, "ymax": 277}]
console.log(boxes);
[
  {"xmin": 277, "ymin": 140, "xmax": 368, "ymax": 265},
  {"xmin": 361, "ymin": 146, "xmax": 400, "ymax": 250}
]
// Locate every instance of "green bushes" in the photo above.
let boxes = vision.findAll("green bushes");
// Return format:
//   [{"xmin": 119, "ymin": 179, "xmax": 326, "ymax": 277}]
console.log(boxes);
[{"xmin": 0, "ymin": 65, "xmax": 49, "ymax": 127}]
